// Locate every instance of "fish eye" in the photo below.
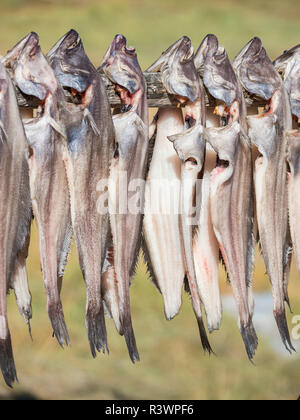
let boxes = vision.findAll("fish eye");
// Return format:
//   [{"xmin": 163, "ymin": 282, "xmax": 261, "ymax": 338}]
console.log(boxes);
[
  {"xmin": 68, "ymin": 37, "xmax": 80, "ymax": 50},
  {"xmin": 126, "ymin": 46, "xmax": 136, "ymax": 55}
]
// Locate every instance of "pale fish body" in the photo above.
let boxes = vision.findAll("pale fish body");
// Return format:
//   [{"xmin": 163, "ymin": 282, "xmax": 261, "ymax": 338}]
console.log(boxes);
[
  {"xmin": 193, "ymin": 141, "xmax": 221, "ymax": 333},
  {"xmin": 0, "ymin": 63, "xmax": 31, "ymax": 387},
  {"xmin": 287, "ymin": 130, "xmax": 300, "ymax": 277},
  {"xmin": 144, "ymin": 107, "xmax": 185, "ymax": 320}
]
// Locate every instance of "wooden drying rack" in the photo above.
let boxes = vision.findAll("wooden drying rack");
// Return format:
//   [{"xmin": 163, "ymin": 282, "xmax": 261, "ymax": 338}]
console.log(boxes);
[{"xmin": 14, "ymin": 71, "xmax": 266, "ymax": 109}]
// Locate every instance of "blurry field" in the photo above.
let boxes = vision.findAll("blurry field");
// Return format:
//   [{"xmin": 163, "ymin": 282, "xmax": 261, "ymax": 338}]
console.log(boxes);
[{"xmin": 0, "ymin": 0, "xmax": 299, "ymax": 400}]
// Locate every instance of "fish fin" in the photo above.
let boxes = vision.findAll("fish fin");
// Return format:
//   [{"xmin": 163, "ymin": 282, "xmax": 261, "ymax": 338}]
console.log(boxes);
[
  {"xmin": 219, "ymin": 251, "xmax": 230, "ymax": 283},
  {"xmin": 0, "ymin": 335, "xmax": 18, "ymax": 388},
  {"xmin": 0, "ymin": 122, "xmax": 8, "ymax": 143},
  {"xmin": 274, "ymin": 310, "xmax": 296, "ymax": 353},
  {"xmin": 283, "ymin": 241, "xmax": 293, "ymax": 313},
  {"xmin": 184, "ymin": 275, "xmax": 191, "ymax": 295},
  {"xmin": 86, "ymin": 304, "xmax": 108, "ymax": 358},
  {"xmin": 149, "ymin": 111, "xmax": 159, "ymax": 140},
  {"xmin": 57, "ymin": 224, "xmax": 73, "ymax": 278},
  {"xmin": 84, "ymin": 108, "xmax": 101, "ymax": 137},
  {"xmin": 141, "ymin": 234, "xmax": 160, "ymax": 292},
  {"xmin": 197, "ymin": 317, "xmax": 214, "ymax": 355},
  {"xmin": 123, "ymin": 319, "xmax": 140, "ymax": 363},
  {"xmin": 48, "ymin": 300, "xmax": 70, "ymax": 348},
  {"xmin": 47, "ymin": 117, "xmax": 67, "ymax": 140},
  {"xmin": 240, "ymin": 321, "xmax": 258, "ymax": 361}
]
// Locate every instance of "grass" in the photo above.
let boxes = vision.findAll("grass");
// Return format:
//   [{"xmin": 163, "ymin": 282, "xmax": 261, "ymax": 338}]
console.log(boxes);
[{"xmin": 0, "ymin": 0, "xmax": 299, "ymax": 400}]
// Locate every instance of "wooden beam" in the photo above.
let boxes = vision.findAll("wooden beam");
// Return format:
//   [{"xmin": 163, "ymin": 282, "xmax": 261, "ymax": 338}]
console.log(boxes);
[{"xmin": 14, "ymin": 71, "xmax": 266, "ymax": 109}]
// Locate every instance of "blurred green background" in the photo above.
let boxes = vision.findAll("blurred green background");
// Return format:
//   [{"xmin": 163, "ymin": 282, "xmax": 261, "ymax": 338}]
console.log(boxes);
[{"xmin": 0, "ymin": 0, "xmax": 299, "ymax": 400}]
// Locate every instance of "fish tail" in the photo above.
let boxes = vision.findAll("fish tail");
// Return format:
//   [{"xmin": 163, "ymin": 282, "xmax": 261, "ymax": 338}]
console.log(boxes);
[
  {"xmin": 86, "ymin": 302, "xmax": 108, "ymax": 358},
  {"xmin": 240, "ymin": 320, "xmax": 258, "ymax": 361},
  {"xmin": 48, "ymin": 299, "xmax": 70, "ymax": 348},
  {"xmin": 274, "ymin": 309, "xmax": 295, "ymax": 353},
  {"xmin": 0, "ymin": 334, "xmax": 18, "ymax": 388},
  {"xmin": 196, "ymin": 316, "xmax": 214, "ymax": 355},
  {"xmin": 122, "ymin": 316, "xmax": 140, "ymax": 363}
]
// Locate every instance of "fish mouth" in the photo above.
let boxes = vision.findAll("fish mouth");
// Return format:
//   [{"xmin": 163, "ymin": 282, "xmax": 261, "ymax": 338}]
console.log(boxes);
[{"xmin": 99, "ymin": 34, "xmax": 141, "ymax": 97}]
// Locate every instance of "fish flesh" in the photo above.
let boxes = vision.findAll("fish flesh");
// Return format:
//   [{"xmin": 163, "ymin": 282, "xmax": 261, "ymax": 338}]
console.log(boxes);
[
  {"xmin": 48, "ymin": 30, "xmax": 115, "ymax": 357},
  {"xmin": 6, "ymin": 33, "xmax": 72, "ymax": 347},
  {"xmin": 198, "ymin": 34, "xmax": 257, "ymax": 360},
  {"xmin": 144, "ymin": 107, "xmax": 184, "ymax": 320},
  {"xmin": 100, "ymin": 34, "xmax": 148, "ymax": 362},
  {"xmin": 0, "ymin": 63, "xmax": 31, "ymax": 386},
  {"xmin": 234, "ymin": 37, "xmax": 295, "ymax": 353},
  {"xmin": 144, "ymin": 38, "xmax": 193, "ymax": 321},
  {"xmin": 274, "ymin": 46, "xmax": 300, "ymax": 279}
]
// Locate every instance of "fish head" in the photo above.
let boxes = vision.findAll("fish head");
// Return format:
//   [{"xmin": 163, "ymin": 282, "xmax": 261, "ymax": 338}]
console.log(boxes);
[
  {"xmin": 273, "ymin": 44, "xmax": 300, "ymax": 75},
  {"xmin": 99, "ymin": 35, "xmax": 141, "ymax": 94},
  {"xmin": 13, "ymin": 32, "xmax": 57, "ymax": 101},
  {"xmin": 99, "ymin": 34, "xmax": 146, "ymax": 113},
  {"xmin": 47, "ymin": 29, "xmax": 94, "ymax": 94},
  {"xmin": 147, "ymin": 36, "xmax": 200, "ymax": 102},
  {"xmin": 168, "ymin": 123, "xmax": 205, "ymax": 173},
  {"xmin": 274, "ymin": 45, "xmax": 300, "ymax": 119},
  {"xmin": 233, "ymin": 37, "xmax": 282, "ymax": 100},
  {"xmin": 1, "ymin": 33, "xmax": 34, "ymax": 69},
  {"xmin": 194, "ymin": 34, "xmax": 219, "ymax": 72},
  {"xmin": 197, "ymin": 34, "xmax": 238, "ymax": 106}
]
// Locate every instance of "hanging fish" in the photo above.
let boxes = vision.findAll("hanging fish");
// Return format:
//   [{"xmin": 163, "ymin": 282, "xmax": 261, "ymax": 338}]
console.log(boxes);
[
  {"xmin": 48, "ymin": 30, "xmax": 115, "ymax": 357},
  {"xmin": 99, "ymin": 34, "xmax": 148, "ymax": 362},
  {"xmin": 0, "ymin": 63, "xmax": 31, "ymax": 387},
  {"xmin": 143, "ymin": 37, "xmax": 190, "ymax": 321},
  {"xmin": 234, "ymin": 37, "xmax": 295, "ymax": 353},
  {"xmin": 200, "ymin": 34, "xmax": 257, "ymax": 360},
  {"xmin": 161, "ymin": 37, "xmax": 213, "ymax": 353},
  {"xmin": 274, "ymin": 45, "xmax": 300, "ymax": 279},
  {"xmin": 6, "ymin": 33, "xmax": 72, "ymax": 347}
]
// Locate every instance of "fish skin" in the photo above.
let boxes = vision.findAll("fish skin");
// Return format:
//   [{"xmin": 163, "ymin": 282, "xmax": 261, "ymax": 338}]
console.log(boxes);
[
  {"xmin": 234, "ymin": 37, "xmax": 294, "ymax": 353},
  {"xmin": 200, "ymin": 35, "xmax": 257, "ymax": 360},
  {"xmin": 287, "ymin": 130, "xmax": 300, "ymax": 278},
  {"xmin": 9, "ymin": 232, "xmax": 32, "ymax": 331},
  {"xmin": 7, "ymin": 33, "xmax": 72, "ymax": 348},
  {"xmin": 169, "ymin": 123, "xmax": 212, "ymax": 353},
  {"xmin": 273, "ymin": 45, "xmax": 300, "ymax": 119},
  {"xmin": 48, "ymin": 30, "xmax": 115, "ymax": 357},
  {"xmin": 144, "ymin": 107, "xmax": 185, "ymax": 320},
  {"xmin": 100, "ymin": 34, "xmax": 148, "ymax": 362},
  {"xmin": 0, "ymin": 64, "xmax": 31, "ymax": 387},
  {"xmin": 193, "ymin": 142, "xmax": 222, "ymax": 333}
]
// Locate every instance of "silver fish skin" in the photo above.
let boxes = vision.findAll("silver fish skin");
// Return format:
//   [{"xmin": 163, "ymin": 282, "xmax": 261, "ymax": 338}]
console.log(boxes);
[
  {"xmin": 234, "ymin": 37, "xmax": 294, "ymax": 353},
  {"xmin": 100, "ymin": 34, "xmax": 148, "ymax": 362},
  {"xmin": 9, "ymin": 233, "xmax": 32, "ymax": 331},
  {"xmin": 8, "ymin": 33, "xmax": 72, "ymax": 347},
  {"xmin": 199, "ymin": 35, "xmax": 257, "ymax": 360},
  {"xmin": 144, "ymin": 37, "xmax": 197, "ymax": 321},
  {"xmin": 48, "ymin": 30, "xmax": 115, "ymax": 357},
  {"xmin": 273, "ymin": 45, "xmax": 300, "ymax": 119},
  {"xmin": 287, "ymin": 130, "xmax": 300, "ymax": 278},
  {"xmin": 0, "ymin": 64, "xmax": 31, "ymax": 387}
]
